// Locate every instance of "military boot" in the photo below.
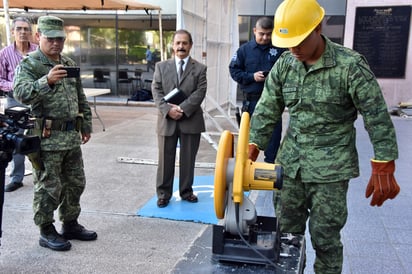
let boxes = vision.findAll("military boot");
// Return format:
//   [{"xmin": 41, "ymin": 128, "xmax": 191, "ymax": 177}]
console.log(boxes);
[
  {"xmin": 61, "ymin": 220, "xmax": 97, "ymax": 241},
  {"xmin": 39, "ymin": 223, "xmax": 72, "ymax": 251}
]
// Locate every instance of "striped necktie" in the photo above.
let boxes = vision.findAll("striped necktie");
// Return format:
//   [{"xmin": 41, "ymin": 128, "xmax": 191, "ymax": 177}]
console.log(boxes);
[{"xmin": 178, "ymin": 59, "xmax": 184, "ymax": 82}]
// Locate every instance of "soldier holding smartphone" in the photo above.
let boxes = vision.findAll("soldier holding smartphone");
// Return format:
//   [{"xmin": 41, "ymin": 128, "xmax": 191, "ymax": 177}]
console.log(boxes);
[{"xmin": 13, "ymin": 15, "xmax": 96, "ymax": 251}]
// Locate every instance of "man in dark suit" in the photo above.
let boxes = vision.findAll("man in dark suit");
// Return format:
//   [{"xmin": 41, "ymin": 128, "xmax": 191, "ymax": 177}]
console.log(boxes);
[{"xmin": 151, "ymin": 29, "xmax": 207, "ymax": 208}]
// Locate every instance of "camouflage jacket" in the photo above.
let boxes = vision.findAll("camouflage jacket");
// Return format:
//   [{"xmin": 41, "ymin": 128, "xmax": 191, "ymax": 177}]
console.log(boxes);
[
  {"xmin": 249, "ymin": 36, "xmax": 398, "ymax": 183},
  {"xmin": 13, "ymin": 48, "xmax": 92, "ymax": 151}
]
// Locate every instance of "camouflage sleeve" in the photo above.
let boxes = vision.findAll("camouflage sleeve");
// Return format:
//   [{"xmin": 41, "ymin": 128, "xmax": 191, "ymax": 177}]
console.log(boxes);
[
  {"xmin": 349, "ymin": 55, "xmax": 398, "ymax": 160},
  {"xmin": 249, "ymin": 60, "xmax": 285, "ymax": 150},
  {"xmin": 77, "ymin": 82, "xmax": 92, "ymax": 134},
  {"xmin": 13, "ymin": 58, "xmax": 51, "ymax": 106},
  {"xmin": 60, "ymin": 55, "xmax": 92, "ymax": 133}
]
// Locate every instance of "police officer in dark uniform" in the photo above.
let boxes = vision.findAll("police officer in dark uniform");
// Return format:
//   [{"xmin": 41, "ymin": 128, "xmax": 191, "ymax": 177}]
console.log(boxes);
[{"xmin": 229, "ymin": 16, "xmax": 286, "ymax": 163}]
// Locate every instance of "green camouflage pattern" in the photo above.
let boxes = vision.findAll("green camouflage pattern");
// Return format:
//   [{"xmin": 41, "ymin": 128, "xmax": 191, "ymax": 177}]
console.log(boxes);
[
  {"xmin": 32, "ymin": 148, "xmax": 85, "ymax": 226},
  {"xmin": 13, "ymin": 49, "xmax": 92, "ymax": 151},
  {"xmin": 37, "ymin": 16, "xmax": 66, "ymax": 38},
  {"xmin": 13, "ymin": 49, "xmax": 91, "ymax": 227},
  {"xmin": 250, "ymin": 36, "xmax": 398, "ymax": 183},
  {"xmin": 38, "ymin": 16, "xmax": 64, "ymax": 32},
  {"xmin": 278, "ymin": 175, "xmax": 348, "ymax": 273}
]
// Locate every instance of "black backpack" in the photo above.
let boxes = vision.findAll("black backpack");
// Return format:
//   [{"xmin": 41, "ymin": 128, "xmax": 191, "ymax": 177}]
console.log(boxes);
[{"xmin": 127, "ymin": 79, "xmax": 153, "ymax": 104}]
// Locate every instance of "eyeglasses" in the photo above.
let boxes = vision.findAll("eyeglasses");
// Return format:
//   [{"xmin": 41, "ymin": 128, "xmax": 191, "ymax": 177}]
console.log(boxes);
[
  {"xmin": 44, "ymin": 37, "xmax": 65, "ymax": 43},
  {"xmin": 15, "ymin": 27, "xmax": 31, "ymax": 32}
]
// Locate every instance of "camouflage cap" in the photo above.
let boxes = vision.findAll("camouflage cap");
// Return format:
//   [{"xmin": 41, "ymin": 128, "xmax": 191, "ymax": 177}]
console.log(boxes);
[{"xmin": 37, "ymin": 15, "xmax": 66, "ymax": 38}]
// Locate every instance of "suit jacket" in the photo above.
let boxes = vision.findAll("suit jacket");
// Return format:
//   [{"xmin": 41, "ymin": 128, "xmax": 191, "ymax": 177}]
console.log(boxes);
[{"xmin": 152, "ymin": 57, "xmax": 207, "ymax": 136}]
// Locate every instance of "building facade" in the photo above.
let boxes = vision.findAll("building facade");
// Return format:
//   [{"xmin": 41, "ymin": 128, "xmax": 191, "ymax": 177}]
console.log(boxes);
[{"xmin": 0, "ymin": 0, "xmax": 410, "ymax": 106}]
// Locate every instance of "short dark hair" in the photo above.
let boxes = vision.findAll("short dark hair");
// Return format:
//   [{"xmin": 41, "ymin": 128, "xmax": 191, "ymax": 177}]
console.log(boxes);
[
  {"xmin": 173, "ymin": 29, "xmax": 193, "ymax": 45},
  {"xmin": 256, "ymin": 17, "xmax": 273, "ymax": 30},
  {"xmin": 11, "ymin": 17, "xmax": 32, "ymax": 31}
]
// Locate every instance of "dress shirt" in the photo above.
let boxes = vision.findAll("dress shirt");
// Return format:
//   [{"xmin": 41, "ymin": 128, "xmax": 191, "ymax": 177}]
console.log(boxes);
[
  {"xmin": 0, "ymin": 42, "xmax": 37, "ymax": 91},
  {"xmin": 175, "ymin": 56, "xmax": 189, "ymax": 75}
]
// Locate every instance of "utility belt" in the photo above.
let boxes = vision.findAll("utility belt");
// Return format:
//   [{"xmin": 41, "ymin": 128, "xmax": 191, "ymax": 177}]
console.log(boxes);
[
  {"xmin": 34, "ymin": 118, "xmax": 79, "ymax": 139},
  {"xmin": 35, "ymin": 118, "xmax": 77, "ymax": 131},
  {"xmin": 27, "ymin": 117, "xmax": 80, "ymax": 170}
]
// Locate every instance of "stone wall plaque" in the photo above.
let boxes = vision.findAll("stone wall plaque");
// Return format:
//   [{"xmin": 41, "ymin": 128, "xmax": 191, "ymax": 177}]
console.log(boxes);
[{"xmin": 353, "ymin": 6, "xmax": 411, "ymax": 78}]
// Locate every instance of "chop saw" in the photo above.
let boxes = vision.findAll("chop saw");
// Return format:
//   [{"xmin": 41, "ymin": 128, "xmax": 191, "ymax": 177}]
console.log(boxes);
[{"xmin": 212, "ymin": 112, "xmax": 305, "ymax": 273}]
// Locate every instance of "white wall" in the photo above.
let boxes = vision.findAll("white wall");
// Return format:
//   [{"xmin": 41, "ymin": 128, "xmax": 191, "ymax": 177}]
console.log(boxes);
[
  {"xmin": 157, "ymin": 0, "xmax": 411, "ymax": 107},
  {"xmin": 180, "ymin": 0, "xmax": 239, "ymax": 109},
  {"xmin": 140, "ymin": 0, "xmax": 176, "ymax": 14},
  {"xmin": 237, "ymin": 0, "xmax": 346, "ymax": 16},
  {"xmin": 344, "ymin": 0, "xmax": 412, "ymax": 106}
]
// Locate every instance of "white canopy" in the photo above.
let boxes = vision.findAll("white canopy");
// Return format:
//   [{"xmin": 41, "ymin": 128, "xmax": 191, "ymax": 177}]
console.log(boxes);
[
  {"xmin": 1, "ymin": 0, "xmax": 164, "ymax": 94},
  {"xmin": 1, "ymin": 0, "xmax": 162, "ymax": 45},
  {"xmin": 0, "ymin": 0, "xmax": 160, "ymax": 11}
]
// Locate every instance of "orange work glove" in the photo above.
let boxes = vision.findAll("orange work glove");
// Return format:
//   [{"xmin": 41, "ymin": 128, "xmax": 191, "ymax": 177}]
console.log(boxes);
[
  {"xmin": 365, "ymin": 159, "xmax": 400, "ymax": 206},
  {"xmin": 248, "ymin": 143, "xmax": 260, "ymax": 161}
]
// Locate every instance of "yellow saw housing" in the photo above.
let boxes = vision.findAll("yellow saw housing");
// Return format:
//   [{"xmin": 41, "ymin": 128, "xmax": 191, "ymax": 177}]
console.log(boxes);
[{"xmin": 213, "ymin": 112, "xmax": 283, "ymax": 219}]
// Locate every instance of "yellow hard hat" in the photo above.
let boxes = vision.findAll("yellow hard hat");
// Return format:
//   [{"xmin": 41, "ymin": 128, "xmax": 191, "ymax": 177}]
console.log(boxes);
[{"xmin": 272, "ymin": 0, "xmax": 325, "ymax": 48}]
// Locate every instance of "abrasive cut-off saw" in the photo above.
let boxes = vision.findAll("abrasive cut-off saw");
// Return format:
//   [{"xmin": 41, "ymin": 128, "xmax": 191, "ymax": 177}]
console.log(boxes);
[{"xmin": 211, "ymin": 112, "xmax": 305, "ymax": 273}]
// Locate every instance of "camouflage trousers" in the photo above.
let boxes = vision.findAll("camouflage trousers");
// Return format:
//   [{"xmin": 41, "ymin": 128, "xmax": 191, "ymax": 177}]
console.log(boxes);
[
  {"xmin": 275, "ymin": 175, "xmax": 349, "ymax": 274},
  {"xmin": 32, "ymin": 147, "xmax": 86, "ymax": 227}
]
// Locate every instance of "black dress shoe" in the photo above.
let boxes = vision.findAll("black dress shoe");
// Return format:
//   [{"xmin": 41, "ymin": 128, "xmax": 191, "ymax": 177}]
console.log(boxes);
[
  {"xmin": 39, "ymin": 224, "xmax": 71, "ymax": 251},
  {"xmin": 157, "ymin": 198, "xmax": 169, "ymax": 208},
  {"xmin": 61, "ymin": 220, "xmax": 97, "ymax": 241},
  {"xmin": 4, "ymin": 182, "xmax": 23, "ymax": 192},
  {"xmin": 182, "ymin": 194, "xmax": 198, "ymax": 203}
]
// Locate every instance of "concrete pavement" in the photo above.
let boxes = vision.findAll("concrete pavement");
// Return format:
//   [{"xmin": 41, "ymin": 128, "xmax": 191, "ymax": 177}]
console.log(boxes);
[
  {"xmin": 1, "ymin": 103, "xmax": 211, "ymax": 274},
  {"xmin": 176, "ymin": 113, "xmax": 412, "ymax": 274},
  {"xmin": 1, "ymin": 101, "xmax": 411, "ymax": 274}
]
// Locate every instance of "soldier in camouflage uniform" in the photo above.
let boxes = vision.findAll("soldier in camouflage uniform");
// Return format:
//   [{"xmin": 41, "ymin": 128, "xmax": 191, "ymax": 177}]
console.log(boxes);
[
  {"xmin": 13, "ymin": 15, "xmax": 97, "ymax": 251},
  {"xmin": 248, "ymin": 0, "xmax": 400, "ymax": 273}
]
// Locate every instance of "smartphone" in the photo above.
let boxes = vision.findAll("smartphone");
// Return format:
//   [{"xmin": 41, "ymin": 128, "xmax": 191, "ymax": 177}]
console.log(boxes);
[
  {"xmin": 63, "ymin": 66, "xmax": 80, "ymax": 78},
  {"xmin": 263, "ymin": 71, "xmax": 269, "ymax": 77}
]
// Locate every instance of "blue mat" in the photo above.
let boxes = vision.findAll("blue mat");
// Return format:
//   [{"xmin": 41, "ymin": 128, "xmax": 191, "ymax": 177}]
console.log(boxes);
[{"xmin": 137, "ymin": 175, "xmax": 219, "ymax": 224}]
